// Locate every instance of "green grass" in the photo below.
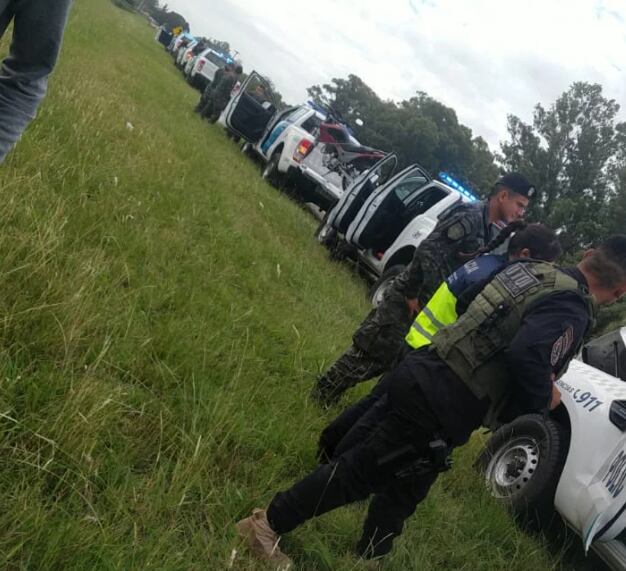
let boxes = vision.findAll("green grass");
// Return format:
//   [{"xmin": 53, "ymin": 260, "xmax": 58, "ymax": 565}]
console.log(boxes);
[{"xmin": 0, "ymin": 1, "xmax": 603, "ymax": 569}]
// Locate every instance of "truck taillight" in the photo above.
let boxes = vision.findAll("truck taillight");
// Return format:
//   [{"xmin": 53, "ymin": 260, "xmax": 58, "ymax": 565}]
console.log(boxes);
[
  {"xmin": 198, "ymin": 60, "xmax": 205, "ymax": 71},
  {"xmin": 293, "ymin": 139, "xmax": 313, "ymax": 162}
]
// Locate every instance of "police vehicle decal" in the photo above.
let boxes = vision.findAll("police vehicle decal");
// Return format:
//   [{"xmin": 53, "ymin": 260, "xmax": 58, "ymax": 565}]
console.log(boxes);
[{"xmin": 556, "ymin": 378, "xmax": 604, "ymax": 412}]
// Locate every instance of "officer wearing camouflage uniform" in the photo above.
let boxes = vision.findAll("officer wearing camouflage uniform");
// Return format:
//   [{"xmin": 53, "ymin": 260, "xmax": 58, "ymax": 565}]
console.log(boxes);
[
  {"xmin": 200, "ymin": 64, "xmax": 242, "ymax": 123},
  {"xmin": 312, "ymin": 172, "xmax": 535, "ymax": 406},
  {"xmin": 194, "ymin": 63, "xmax": 230, "ymax": 114},
  {"xmin": 237, "ymin": 235, "xmax": 626, "ymax": 566}
]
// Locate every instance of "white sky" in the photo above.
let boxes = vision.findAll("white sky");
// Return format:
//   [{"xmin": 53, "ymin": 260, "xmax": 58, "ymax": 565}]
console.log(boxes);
[{"xmin": 166, "ymin": 0, "xmax": 626, "ymax": 150}]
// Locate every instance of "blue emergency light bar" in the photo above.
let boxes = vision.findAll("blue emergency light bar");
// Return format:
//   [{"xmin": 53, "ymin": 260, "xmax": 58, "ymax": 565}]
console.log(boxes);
[
  {"xmin": 438, "ymin": 172, "xmax": 479, "ymax": 202},
  {"xmin": 306, "ymin": 100, "xmax": 329, "ymax": 115}
]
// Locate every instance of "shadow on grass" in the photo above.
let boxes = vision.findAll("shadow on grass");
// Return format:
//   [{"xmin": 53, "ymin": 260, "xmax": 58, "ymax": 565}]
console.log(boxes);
[{"xmin": 526, "ymin": 515, "xmax": 609, "ymax": 570}]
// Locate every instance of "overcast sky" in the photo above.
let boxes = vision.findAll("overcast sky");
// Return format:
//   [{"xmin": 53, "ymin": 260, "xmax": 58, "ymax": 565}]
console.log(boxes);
[{"xmin": 166, "ymin": 0, "xmax": 626, "ymax": 150}]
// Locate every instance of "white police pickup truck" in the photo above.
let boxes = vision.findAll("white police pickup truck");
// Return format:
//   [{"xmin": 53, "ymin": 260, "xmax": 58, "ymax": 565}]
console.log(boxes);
[
  {"xmin": 185, "ymin": 48, "xmax": 231, "ymax": 90},
  {"xmin": 222, "ymin": 72, "xmax": 325, "ymax": 191},
  {"xmin": 479, "ymin": 326, "xmax": 626, "ymax": 570},
  {"xmin": 296, "ymin": 130, "xmax": 365, "ymax": 211},
  {"xmin": 316, "ymin": 153, "xmax": 480, "ymax": 304}
]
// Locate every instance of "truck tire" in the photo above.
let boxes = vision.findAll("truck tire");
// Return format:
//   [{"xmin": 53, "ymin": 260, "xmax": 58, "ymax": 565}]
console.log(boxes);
[
  {"xmin": 369, "ymin": 265, "xmax": 405, "ymax": 307},
  {"xmin": 262, "ymin": 153, "xmax": 282, "ymax": 188},
  {"xmin": 315, "ymin": 214, "xmax": 338, "ymax": 250},
  {"xmin": 476, "ymin": 414, "xmax": 568, "ymax": 525}
]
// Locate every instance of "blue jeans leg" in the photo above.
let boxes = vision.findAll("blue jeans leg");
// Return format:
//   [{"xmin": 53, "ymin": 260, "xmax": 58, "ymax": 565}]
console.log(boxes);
[{"xmin": 0, "ymin": 0, "xmax": 72, "ymax": 162}]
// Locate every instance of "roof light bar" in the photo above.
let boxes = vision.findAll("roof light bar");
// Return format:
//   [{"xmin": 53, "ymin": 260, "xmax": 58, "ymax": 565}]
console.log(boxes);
[{"xmin": 438, "ymin": 171, "xmax": 479, "ymax": 202}]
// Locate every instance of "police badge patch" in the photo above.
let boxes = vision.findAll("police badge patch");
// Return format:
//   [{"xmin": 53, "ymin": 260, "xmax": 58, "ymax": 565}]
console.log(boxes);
[
  {"xmin": 496, "ymin": 263, "xmax": 540, "ymax": 298},
  {"xmin": 446, "ymin": 219, "xmax": 470, "ymax": 241},
  {"xmin": 550, "ymin": 325, "xmax": 574, "ymax": 367}
]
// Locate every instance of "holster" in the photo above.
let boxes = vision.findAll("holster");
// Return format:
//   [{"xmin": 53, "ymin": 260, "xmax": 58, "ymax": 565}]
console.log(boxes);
[{"xmin": 376, "ymin": 437, "xmax": 452, "ymax": 479}]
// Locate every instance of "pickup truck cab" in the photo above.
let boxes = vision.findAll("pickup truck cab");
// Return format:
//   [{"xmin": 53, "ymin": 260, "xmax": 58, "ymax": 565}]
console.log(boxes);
[
  {"xmin": 317, "ymin": 154, "xmax": 479, "ymax": 303},
  {"xmin": 223, "ymin": 72, "xmax": 325, "ymax": 191}
]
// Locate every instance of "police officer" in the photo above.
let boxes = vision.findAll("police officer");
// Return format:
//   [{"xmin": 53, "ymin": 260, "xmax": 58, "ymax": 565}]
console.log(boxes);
[
  {"xmin": 317, "ymin": 222, "xmax": 562, "ymax": 463},
  {"xmin": 194, "ymin": 63, "xmax": 231, "ymax": 114},
  {"xmin": 203, "ymin": 64, "xmax": 243, "ymax": 123},
  {"xmin": 236, "ymin": 235, "xmax": 626, "ymax": 565},
  {"xmin": 312, "ymin": 172, "xmax": 536, "ymax": 406}
]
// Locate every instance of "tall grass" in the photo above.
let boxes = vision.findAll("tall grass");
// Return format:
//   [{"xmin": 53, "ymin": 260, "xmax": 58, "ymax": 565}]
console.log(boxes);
[{"xmin": 0, "ymin": 1, "xmax": 601, "ymax": 569}]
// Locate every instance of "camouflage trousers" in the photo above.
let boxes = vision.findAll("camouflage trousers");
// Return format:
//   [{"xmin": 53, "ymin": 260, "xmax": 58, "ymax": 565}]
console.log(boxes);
[{"xmin": 312, "ymin": 282, "xmax": 414, "ymax": 406}]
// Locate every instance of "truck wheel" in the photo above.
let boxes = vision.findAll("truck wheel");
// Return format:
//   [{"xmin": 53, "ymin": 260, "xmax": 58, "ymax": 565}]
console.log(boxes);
[
  {"xmin": 315, "ymin": 215, "xmax": 337, "ymax": 250},
  {"xmin": 241, "ymin": 142, "xmax": 254, "ymax": 156},
  {"xmin": 369, "ymin": 265, "xmax": 405, "ymax": 307},
  {"xmin": 262, "ymin": 154, "xmax": 282, "ymax": 188},
  {"xmin": 476, "ymin": 414, "xmax": 568, "ymax": 525}
]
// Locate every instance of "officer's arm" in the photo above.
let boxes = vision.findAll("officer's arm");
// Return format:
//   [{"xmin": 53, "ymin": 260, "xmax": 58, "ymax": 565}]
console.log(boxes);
[
  {"xmin": 403, "ymin": 211, "xmax": 476, "ymax": 300},
  {"xmin": 502, "ymin": 293, "xmax": 589, "ymax": 414}
]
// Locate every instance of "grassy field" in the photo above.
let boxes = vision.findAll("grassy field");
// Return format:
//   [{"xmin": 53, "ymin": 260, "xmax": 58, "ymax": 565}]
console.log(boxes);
[{"xmin": 0, "ymin": 1, "xmax": 607, "ymax": 569}]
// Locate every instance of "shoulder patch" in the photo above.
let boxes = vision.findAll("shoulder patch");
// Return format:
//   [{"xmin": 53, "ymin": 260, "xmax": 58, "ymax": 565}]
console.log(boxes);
[
  {"xmin": 446, "ymin": 219, "xmax": 471, "ymax": 241},
  {"xmin": 551, "ymin": 326, "xmax": 574, "ymax": 367},
  {"xmin": 495, "ymin": 263, "xmax": 540, "ymax": 298}
]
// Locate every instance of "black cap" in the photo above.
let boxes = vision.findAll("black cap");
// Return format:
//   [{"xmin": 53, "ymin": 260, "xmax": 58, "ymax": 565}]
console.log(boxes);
[{"xmin": 495, "ymin": 172, "xmax": 536, "ymax": 198}]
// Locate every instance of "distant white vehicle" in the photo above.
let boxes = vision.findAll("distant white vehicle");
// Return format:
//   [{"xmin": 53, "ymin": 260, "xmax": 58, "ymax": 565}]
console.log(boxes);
[
  {"xmin": 167, "ymin": 32, "xmax": 193, "ymax": 54},
  {"xmin": 479, "ymin": 327, "xmax": 626, "ymax": 571},
  {"xmin": 297, "ymin": 136, "xmax": 362, "ymax": 211},
  {"xmin": 186, "ymin": 48, "xmax": 231, "ymax": 90},
  {"xmin": 316, "ymin": 154, "xmax": 478, "ymax": 304},
  {"xmin": 221, "ymin": 72, "xmax": 327, "ymax": 195},
  {"xmin": 175, "ymin": 39, "xmax": 197, "ymax": 68}
]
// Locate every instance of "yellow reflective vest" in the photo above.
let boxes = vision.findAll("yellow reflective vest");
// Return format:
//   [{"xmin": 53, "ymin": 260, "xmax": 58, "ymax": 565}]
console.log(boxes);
[{"xmin": 405, "ymin": 254, "xmax": 508, "ymax": 349}]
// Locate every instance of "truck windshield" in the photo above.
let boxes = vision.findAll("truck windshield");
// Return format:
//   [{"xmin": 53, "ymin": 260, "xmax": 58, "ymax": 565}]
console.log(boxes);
[{"xmin": 207, "ymin": 52, "xmax": 227, "ymax": 67}]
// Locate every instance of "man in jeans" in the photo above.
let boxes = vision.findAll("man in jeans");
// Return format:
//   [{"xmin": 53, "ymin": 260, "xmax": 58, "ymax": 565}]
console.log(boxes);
[{"xmin": 0, "ymin": 0, "xmax": 72, "ymax": 163}]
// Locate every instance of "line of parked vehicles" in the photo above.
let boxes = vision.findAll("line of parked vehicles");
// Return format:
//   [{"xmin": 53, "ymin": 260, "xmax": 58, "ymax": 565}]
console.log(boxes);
[
  {"xmin": 156, "ymin": 28, "xmax": 235, "ymax": 92},
  {"xmin": 154, "ymin": 26, "xmax": 626, "ymax": 571}
]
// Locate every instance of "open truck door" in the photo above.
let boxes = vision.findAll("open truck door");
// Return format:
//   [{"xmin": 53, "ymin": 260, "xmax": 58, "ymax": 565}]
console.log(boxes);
[
  {"xmin": 326, "ymin": 153, "xmax": 398, "ymax": 235},
  {"xmin": 225, "ymin": 71, "xmax": 278, "ymax": 143},
  {"xmin": 346, "ymin": 167, "xmax": 451, "ymax": 252}
]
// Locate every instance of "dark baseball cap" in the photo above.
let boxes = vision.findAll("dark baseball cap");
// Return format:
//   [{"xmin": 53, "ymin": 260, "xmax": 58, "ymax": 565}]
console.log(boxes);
[{"xmin": 495, "ymin": 172, "xmax": 536, "ymax": 198}]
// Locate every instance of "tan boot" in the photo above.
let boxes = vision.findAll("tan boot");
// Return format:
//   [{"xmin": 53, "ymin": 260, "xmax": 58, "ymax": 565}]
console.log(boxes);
[{"xmin": 236, "ymin": 508, "xmax": 292, "ymax": 568}]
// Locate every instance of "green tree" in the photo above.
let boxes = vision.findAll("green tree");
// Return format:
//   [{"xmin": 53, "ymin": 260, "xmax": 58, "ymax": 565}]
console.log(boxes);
[
  {"xmin": 500, "ymin": 82, "xmax": 624, "ymax": 251},
  {"xmin": 149, "ymin": 4, "xmax": 189, "ymax": 31},
  {"xmin": 608, "ymin": 122, "xmax": 626, "ymax": 235}
]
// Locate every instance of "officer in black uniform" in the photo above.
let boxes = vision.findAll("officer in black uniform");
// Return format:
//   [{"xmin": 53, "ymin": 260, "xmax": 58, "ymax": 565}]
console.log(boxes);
[
  {"xmin": 312, "ymin": 172, "xmax": 536, "ymax": 406},
  {"xmin": 237, "ymin": 235, "xmax": 626, "ymax": 565}
]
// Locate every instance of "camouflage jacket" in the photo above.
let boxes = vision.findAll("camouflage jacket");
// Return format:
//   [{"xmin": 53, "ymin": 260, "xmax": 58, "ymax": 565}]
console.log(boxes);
[
  {"xmin": 212, "ymin": 74, "xmax": 237, "ymax": 108},
  {"xmin": 395, "ymin": 200, "xmax": 502, "ymax": 304}
]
